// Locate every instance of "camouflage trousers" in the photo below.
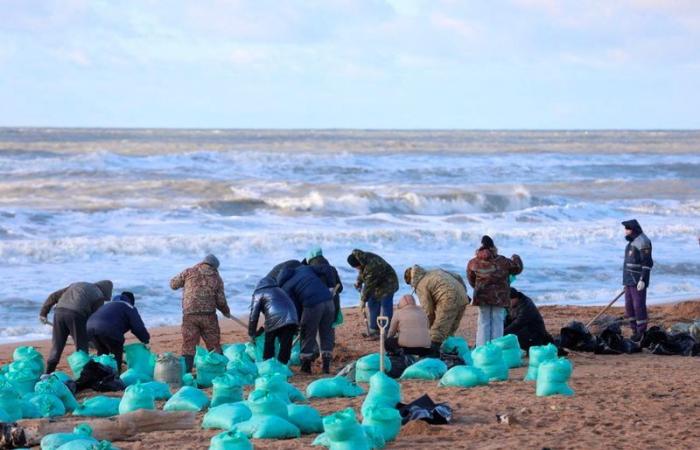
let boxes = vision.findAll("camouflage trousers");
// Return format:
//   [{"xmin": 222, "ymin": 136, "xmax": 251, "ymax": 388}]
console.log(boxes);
[
  {"xmin": 430, "ymin": 301, "xmax": 467, "ymax": 344},
  {"xmin": 181, "ymin": 313, "xmax": 222, "ymax": 356}
]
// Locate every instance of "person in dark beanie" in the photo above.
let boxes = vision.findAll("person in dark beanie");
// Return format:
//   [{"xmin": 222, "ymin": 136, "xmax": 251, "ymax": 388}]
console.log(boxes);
[
  {"xmin": 87, "ymin": 291, "xmax": 150, "ymax": 372},
  {"xmin": 170, "ymin": 254, "xmax": 231, "ymax": 372},
  {"xmin": 504, "ymin": 288, "xmax": 553, "ymax": 352},
  {"xmin": 39, "ymin": 280, "xmax": 113, "ymax": 373},
  {"xmin": 622, "ymin": 219, "xmax": 653, "ymax": 341}
]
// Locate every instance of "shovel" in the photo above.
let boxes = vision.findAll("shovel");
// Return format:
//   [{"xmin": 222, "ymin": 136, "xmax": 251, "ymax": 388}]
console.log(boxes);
[{"xmin": 377, "ymin": 315, "xmax": 389, "ymax": 373}]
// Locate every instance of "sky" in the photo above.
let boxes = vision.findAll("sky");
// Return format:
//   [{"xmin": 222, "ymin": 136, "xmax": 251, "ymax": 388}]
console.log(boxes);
[{"xmin": 0, "ymin": 0, "xmax": 699, "ymax": 129}]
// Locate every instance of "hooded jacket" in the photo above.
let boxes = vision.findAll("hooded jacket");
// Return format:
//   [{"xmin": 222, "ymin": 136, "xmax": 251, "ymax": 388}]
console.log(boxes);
[
  {"xmin": 308, "ymin": 255, "xmax": 344, "ymax": 318},
  {"xmin": 86, "ymin": 293, "xmax": 150, "ymax": 344},
  {"xmin": 266, "ymin": 260, "xmax": 302, "ymax": 280},
  {"xmin": 350, "ymin": 249, "xmax": 399, "ymax": 305},
  {"xmin": 170, "ymin": 262, "xmax": 230, "ymax": 316},
  {"xmin": 408, "ymin": 265, "xmax": 469, "ymax": 321},
  {"xmin": 388, "ymin": 295, "xmax": 431, "ymax": 348},
  {"xmin": 40, "ymin": 281, "xmax": 113, "ymax": 318},
  {"xmin": 622, "ymin": 219, "xmax": 653, "ymax": 286},
  {"xmin": 467, "ymin": 249, "xmax": 523, "ymax": 308},
  {"xmin": 248, "ymin": 276, "xmax": 299, "ymax": 336},
  {"xmin": 277, "ymin": 265, "xmax": 333, "ymax": 313},
  {"xmin": 504, "ymin": 292, "xmax": 551, "ymax": 350}
]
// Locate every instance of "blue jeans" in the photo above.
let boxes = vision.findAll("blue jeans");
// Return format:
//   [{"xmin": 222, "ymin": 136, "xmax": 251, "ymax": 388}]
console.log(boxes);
[
  {"xmin": 476, "ymin": 305, "xmax": 506, "ymax": 347},
  {"xmin": 367, "ymin": 295, "xmax": 394, "ymax": 332}
]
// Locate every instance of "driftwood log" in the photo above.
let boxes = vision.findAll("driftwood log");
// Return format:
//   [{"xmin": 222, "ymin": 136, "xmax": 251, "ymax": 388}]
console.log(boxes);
[{"xmin": 2, "ymin": 409, "xmax": 196, "ymax": 448}]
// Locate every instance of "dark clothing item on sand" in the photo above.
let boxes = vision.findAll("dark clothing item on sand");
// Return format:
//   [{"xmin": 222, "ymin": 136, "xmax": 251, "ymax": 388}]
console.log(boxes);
[{"xmin": 504, "ymin": 292, "xmax": 553, "ymax": 351}]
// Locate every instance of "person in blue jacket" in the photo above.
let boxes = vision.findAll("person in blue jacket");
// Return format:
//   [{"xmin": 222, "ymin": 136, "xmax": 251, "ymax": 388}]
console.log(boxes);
[{"xmin": 86, "ymin": 291, "xmax": 150, "ymax": 373}]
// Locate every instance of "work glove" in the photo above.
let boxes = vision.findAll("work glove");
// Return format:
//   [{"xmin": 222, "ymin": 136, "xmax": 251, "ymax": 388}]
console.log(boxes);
[
  {"xmin": 39, "ymin": 316, "xmax": 49, "ymax": 325},
  {"xmin": 637, "ymin": 280, "xmax": 646, "ymax": 291}
]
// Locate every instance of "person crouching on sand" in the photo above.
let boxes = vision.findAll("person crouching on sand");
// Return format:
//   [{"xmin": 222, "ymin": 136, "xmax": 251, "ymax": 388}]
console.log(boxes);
[
  {"xmin": 467, "ymin": 235, "xmax": 523, "ymax": 346},
  {"xmin": 170, "ymin": 254, "xmax": 231, "ymax": 373},
  {"xmin": 385, "ymin": 294, "xmax": 432, "ymax": 356},
  {"xmin": 504, "ymin": 288, "xmax": 553, "ymax": 352}
]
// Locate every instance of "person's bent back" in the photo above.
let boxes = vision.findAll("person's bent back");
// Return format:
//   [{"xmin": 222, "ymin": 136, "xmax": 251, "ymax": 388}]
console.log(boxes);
[{"xmin": 248, "ymin": 276, "xmax": 299, "ymax": 364}]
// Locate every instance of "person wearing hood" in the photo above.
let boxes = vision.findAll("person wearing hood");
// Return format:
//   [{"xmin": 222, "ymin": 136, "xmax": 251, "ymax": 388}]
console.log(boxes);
[
  {"xmin": 385, "ymin": 294, "xmax": 432, "ymax": 356},
  {"xmin": 170, "ymin": 254, "xmax": 231, "ymax": 372},
  {"xmin": 266, "ymin": 259, "xmax": 302, "ymax": 280},
  {"xmin": 467, "ymin": 235, "xmax": 523, "ymax": 346},
  {"xmin": 622, "ymin": 219, "xmax": 654, "ymax": 340},
  {"xmin": 248, "ymin": 276, "xmax": 299, "ymax": 364},
  {"xmin": 504, "ymin": 288, "xmax": 553, "ymax": 352},
  {"xmin": 346, "ymin": 249, "xmax": 399, "ymax": 339},
  {"xmin": 39, "ymin": 280, "xmax": 113, "ymax": 374},
  {"xmin": 277, "ymin": 264, "xmax": 335, "ymax": 373},
  {"xmin": 404, "ymin": 265, "xmax": 469, "ymax": 351},
  {"xmin": 304, "ymin": 246, "xmax": 344, "ymax": 324},
  {"xmin": 86, "ymin": 291, "xmax": 150, "ymax": 372}
]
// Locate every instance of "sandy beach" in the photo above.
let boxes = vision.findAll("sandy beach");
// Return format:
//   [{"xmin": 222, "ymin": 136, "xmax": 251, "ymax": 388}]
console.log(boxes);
[{"xmin": 2, "ymin": 301, "xmax": 699, "ymax": 450}]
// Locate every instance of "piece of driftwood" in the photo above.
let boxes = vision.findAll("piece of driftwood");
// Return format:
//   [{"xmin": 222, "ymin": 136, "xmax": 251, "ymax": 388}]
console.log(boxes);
[{"xmin": 4, "ymin": 409, "xmax": 196, "ymax": 448}]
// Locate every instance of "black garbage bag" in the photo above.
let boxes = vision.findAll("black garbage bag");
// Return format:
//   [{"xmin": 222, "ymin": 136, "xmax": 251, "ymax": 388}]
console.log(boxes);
[
  {"xmin": 387, "ymin": 353, "xmax": 416, "ymax": 378},
  {"xmin": 558, "ymin": 321, "xmax": 600, "ymax": 352},
  {"xmin": 439, "ymin": 351, "xmax": 465, "ymax": 370},
  {"xmin": 596, "ymin": 325, "xmax": 641, "ymax": 355},
  {"xmin": 75, "ymin": 360, "xmax": 126, "ymax": 392},
  {"xmin": 640, "ymin": 326, "xmax": 699, "ymax": 356},
  {"xmin": 397, "ymin": 394, "xmax": 452, "ymax": 425}
]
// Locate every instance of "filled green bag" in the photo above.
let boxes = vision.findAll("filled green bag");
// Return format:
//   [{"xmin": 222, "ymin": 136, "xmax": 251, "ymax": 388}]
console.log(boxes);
[
  {"xmin": 362, "ymin": 424, "xmax": 386, "ymax": 450},
  {"xmin": 55, "ymin": 439, "xmax": 118, "ymax": 450},
  {"xmin": 67, "ymin": 351, "xmax": 91, "ymax": 379},
  {"xmin": 225, "ymin": 359, "xmax": 258, "ymax": 385},
  {"xmin": 286, "ymin": 404, "xmax": 323, "ymax": 434},
  {"xmin": 223, "ymin": 343, "xmax": 248, "ymax": 362},
  {"xmin": 13, "ymin": 346, "xmax": 45, "ymax": 375},
  {"xmin": 41, "ymin": 424, "xmax": 95, "ymax": 450},
  {"xmin": 73, "ymin": 396, "xmax": 121, "ymax": 417},
  {"xmin": 400, "ymin": 358, "xmax": 447, "ymax": 381},
  {"xmin": 124, "ymin": 343, "xmax": 156, "ymax": 377},
  {"xmin": 26, "ymin": 393, "xmax": 66, "ymax": 418},
  {"xmin": 91, "ymin": 355, "xmax": 118, "ymax": 374},
  {"xmin": 5, "ymin": 368, "xmax": 38, "ymax": 396},
  {"xmin": 361, "ymin": 372, "xmax": 401, "ymax": 417},
  {"xmin": 536, "ymin": 358, "xmax": 574, "ymax": 397},
  {"xmin": 163, "ymin": 386, "xmax": 209, "ymax": 412},
  {"xmin": 211, "ymin": 373, "xmax": 243, "ymax": 407},
  {"xmin": 118, "ymin": 383, "xmax": 155, "ymax": 414},
  {"xmin": 246, "ymin": 389, "xmax": 288, "ymax": 418},
  {"xmin": 439, "ymin": 365, "xmax": 488, "ymax": 388},
  {"xmin": 20, "ymin": 396, "xmax": 42, "ymax": 419},
  {"xmin": 440, "ymin": 336, "xmax": 472, "ymax": 365},
  {"xmin": 183, "ymin": 373, "xmax": 196, "ymax": 387},
  {"xmin": 306, "ymin": 376, "xmax": 365, "ymax": 399},
  {"xmin": 524, "ymin": 343, "xmax": 558, "ymax": 381},
  {"xmin": 120, "ymin": 368, "xmax": 153, "ymax": 386},
  {"xmin": 254, "ymin": 374, "xmax": 305, "ymax": 404},
  {"xmin": 234, "ymin": 415, "xmax": 301, "ymax": 439},
  {"xmin": 472, "ymin": 343, "xmax": 508, "ymax": 381},
  {"xmin": 0, "ymin": 387, "xmax": 23, "ymax": 421},
  {"xmin": 0, "ymin": 407, "xmax": 10, "ymax": 422},
  {"xmin": 355, "ymin": 353, "xmax": 392, "ymax": 383},
  {"xmin": 256, "ymin": 358, "xmax": 293, "ymax": 379},
  {"xmin": 53, "ymin": 371, "xmax": 73, "ymax": 383},
  {"xmin": 208, "ymin": 430, "xmax": 253, "ymax": 450},
  {"xmin": 140, "ymin": 381, "xmax": 172, "ymax": 400},
  {"xmin": 319, "ymin": 408, "xmax": 372, "ymax": 450},
  {"xmin": 202, "ymin": 402, "xmax": 252, "ymax": 430},
  {"xmin": 35, "ymin": 374, "xmax": 80, "ymax": 411},
  {"xmin": 196, "ymin": 350, "xmax": 228, "ymax": 388},
  {"xmin": 491, "ymin": 334, "xmax": 523, "ymax": 369},
  {"xmin": 362, "ymin": 406, "xmax": 402, "ymax": 442}
]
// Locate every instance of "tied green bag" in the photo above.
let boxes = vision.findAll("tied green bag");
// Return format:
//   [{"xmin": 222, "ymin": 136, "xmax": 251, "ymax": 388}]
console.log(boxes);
[
  {"xmin": 0, "ymin": 386, "xmax": 23, "ymax": 421},
  {"xmin": 54, "ymin": 439, "xmax": 118, "ymax": 450},
  {"xmin": 91, "ymin": 355, "xmax": 118, "ymax": 374},
  {"xmin": 5, "ymin": 368, "xmax": 38, "ymax": 396},
  {"xmin": 202, "ymin": 402, "xmax": 252, "ymax": 430},
  {"xmin": 524, "ymin": 343, "xmax": 558, "ymax": 381},
  {"xmin": 441, "ymin": 336, "xmax": 472, "ymax": 365},
  {"xmin": 256, "ymin": 358, "xmax": 293, "ymax": 379},
  {"xmin": 12, "ymin": 346, "xmax": 45, "ymax": 376},
  {"xmin": 124, "ymin": 343, "xmax": 156, "ymax": 377},
  {"xmin": 118, "ymin": 383, "xmax": 155, "ymax": 415},
  {"xmin": 225, "ymin": 359, "xmax": 258, "ymax": 385},
  {"xmin": 254, "ymin": 373, "xmax": 306, "ymax": 404},
  {"xmin": 234, "ymin": 389, "xmax": 300, "ymax": 439},
  {"xmin": 41, "ymin": 424, "xmax": 96, "ymax": 450},
  {"xmin": 400, "ymin": 358, "xmax": 448, "ymax": 381},
  {"xmin": 316, "ymin": 408, "xmax": 372, "ymax": 450},
  {"xmin": 536, "ymin": 358, "xmax": 574, "ymax": 397},
  {"xmin": 472, "ymin": 343, "xmax": 508, "ymax": 382},
  {"xmin": 355, "ymin": 353, "xmax": 392, "ymax": 383},
  {"xmin": 196, "ymin": 349, "xmax": 228, "ymax": 388},
  {"xmin": 120, "ymin": 368, "xmax": 153, "ymax": 386},
  {"xmin": 163, "ymin": 386, "xmax": 210, "ymax": 412},
  {"xmin": 67, "ymin": 351, "xmax": 91, "ymax": 379},
  {"xmin": 439, "ymin": 365, "xmax": 488, "ymax": 388},
  {"xmin": 246, "ymin": 388, "xmax": 288, "ymax": 418},
  {"xmin": 362, "ymin": 406, "xmax": 402, "ymax": 442},
  {"xmin": 211, "ymin": 373, "xmax": 243, "ymax": 407},
  {"xmin": 35, "ymin": 374, "xmax": 80, "ymax": 412},
  {"xmin": 208, "ymin": 430, "xmax": 253, "ymax": 450},
  {"xmin": 26, "ymin": 393, "xmax": 66, "ymax": 418},
  {"xmin": 361, "ymin": 372, "xmax": 401, "ymax": 417},
  {"xmin": 306, "ymin": 376, "xmax": 365, "ymax": 399},
  {"xmin": 491, "ymin": 334, "xmax": 523, "ymax": 369},
  {"xmin": 141, "ymin": 381, "xmax": 172, "ymax": 400},
  {"xmin": 286, "ymin": 404, "xmax": 323, "ymax": 434},
  {"xmin": 73, "ymin": 396, "xmax": 121, "ymax": 417}
]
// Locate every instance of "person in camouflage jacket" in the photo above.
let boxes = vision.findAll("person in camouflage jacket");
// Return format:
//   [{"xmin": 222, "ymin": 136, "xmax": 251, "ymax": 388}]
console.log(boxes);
[
  {"xmin": 170, "ymin": 254, "xmax": 231, "ymax": 371},
  {"xmin": 466, "ymin": 236, "xmax": 523, "ymax": 346},
  {"xmin": 347, "ymin": 249, "xmax": 399, "ymax": 337}
]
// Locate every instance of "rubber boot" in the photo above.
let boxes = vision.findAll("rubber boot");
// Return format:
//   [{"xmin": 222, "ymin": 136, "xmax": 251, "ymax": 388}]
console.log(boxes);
[
  {"xmin": 429, "ymin": 341, "xmax": 441, "ymax": 357},
  {"xmin": 300, "ymin": 359, "xmax": 312, "ymax": 374},
  {"xmin": 183, "ymin": 355, "xmax": 195, "ymax": 373},
  {"xmin": 322, "ymin": 355, "xmax": 331, "ymax": 374}
]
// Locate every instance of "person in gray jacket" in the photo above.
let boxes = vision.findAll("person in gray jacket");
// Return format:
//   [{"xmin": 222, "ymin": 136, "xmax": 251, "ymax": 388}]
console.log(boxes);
[
  {"xmin": 39, "ymin": 280, "xmax": 113, "ymax": 373},
  {"xmin": 622, "ymin": 219, "xmax": 654, "ymax": 340}
]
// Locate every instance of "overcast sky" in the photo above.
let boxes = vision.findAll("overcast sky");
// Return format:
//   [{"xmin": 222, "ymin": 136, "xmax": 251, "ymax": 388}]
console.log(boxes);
[{"xmin": 1, "ymin": 0, "xmax": 699, "ymax": 129}]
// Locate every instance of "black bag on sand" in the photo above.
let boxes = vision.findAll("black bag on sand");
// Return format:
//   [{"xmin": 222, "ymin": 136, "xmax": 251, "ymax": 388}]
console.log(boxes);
[
  {"xmin": 76, "ymin": 360, "xmax": 126, "ymax": 392},
  {"xmin": 397, "ymin": 394, "xmax": 452, "ymax": 425},
  {"xmin": 387, "ymin": 353, "xmax": 416, "ymax": 378},
  {"xmin": 439, "ymin": 351, "xmax": 465, "ymax": 370},
  {"xmin": 558, "ymin": 321, "xmax": 600, "ymax": 352},
  {"xmin": 640, "ymin": 326, "xmax": 699, "ymax": 357},
  {"xmin": 596, "ymin": 324, "xmax": 641, "ymax": 355}
]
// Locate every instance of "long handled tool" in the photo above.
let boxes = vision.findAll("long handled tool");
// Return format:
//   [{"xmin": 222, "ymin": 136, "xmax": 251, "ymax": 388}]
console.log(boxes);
[
  {"xmin": 585, "ymin": 289, "xmax": 625, "ymax": 329},
  {"xmin": 228, "ymin": 314, "xmax": 249, "ymax": 330},
  {"xmin": 377, "ymin": 315, "xmax": 389, "ymax": 373}
]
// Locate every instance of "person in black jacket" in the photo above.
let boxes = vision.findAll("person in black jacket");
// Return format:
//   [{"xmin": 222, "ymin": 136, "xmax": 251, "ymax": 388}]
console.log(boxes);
[
  {"xmin": 86, "ymin": 291, "xmax": 150, "ymax": 372},
  {"xmin": 304, "ymin": 246, "xmax": 343, "ymax": 325},
  {"xmin": 277, "ymin": 264, "xmax": 334, "ymax": 374},
  {"xmin": 267, "ymin": 259, "xmax": 302, "ymax": 280},
  {"xmin": 248, "ymin": 276, "xmax": 299, "ymax": 364},
  {"xmin": 622, "ymin": 219, "xmax": 654, "ymax": 340},
  {"xmin": 504, "ymin": 288, "xmax": 553, "ymax": 352}
]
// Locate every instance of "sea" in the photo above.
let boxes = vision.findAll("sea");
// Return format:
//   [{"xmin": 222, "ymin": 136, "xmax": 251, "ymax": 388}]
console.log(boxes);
[{"xmin": 1, "ymin": 128, "xmax": 699, "ymax": 343}]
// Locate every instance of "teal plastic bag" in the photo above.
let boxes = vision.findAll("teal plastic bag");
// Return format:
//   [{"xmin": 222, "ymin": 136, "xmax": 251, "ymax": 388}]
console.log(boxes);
[
  {"xmin": 0, "ymin": 407, "xmax": 10, "ymax": 422},
  {"xmin": 196, "ymin": 350, "xmax": 228, "ymax": 388},
  {"xmin": 524, "ymin": 343, "xmax": 558, "ymax": 381},
  {"xmin": 0, "ymin": 388, "xmax": 23, "ymax": 421},
  {"xmin": 536, "ymin": 358, "xmax": 574, "ymax": 397},
  {"xmin": 472, "ymin": 343, "xmax": 508, "ymax": 381},
  {"xmin": 208, "ymin": 430, "xmax": 253, "ymax": 450},
  {"xmin": 20, "ymin": 396, "xmax": 42, "ymax": 419},
  {"xmin": 53, "ymin": 371, "xmax": 73, "ymax": 383},
  {"xmin": 123, "ymin": 343, "xmax": 155, "ymax": 377},
  {"xmin": 234, "ymin": 415, "xmax": 301, "ymax": 439},
  {"xmin": 41, "ymin": 424, "xmax": 95, "ymax": 450},
  {"xmin": 211, "ymin": 373, "xmax": 243, "ymax": 407},
  {"xmin": 306, "ymin": 376, "xmax": 365, "ymax": 399},
  {"xmin": 35, "ymin": 374, "xmax": 80, "ymax": 411},
  {"xmin": 286, "ymin": 404, "xmax": 323, "ymax": 434},
  {"xmin": 55, "ymin": 439, "xmax": 118, "ymax": 450},
  {"xmin": 12, "ymin": 346, "xmax": 45, "ymax": 375},
  {"xmin": 91, "ymin": 354, "xmax": 118, "ymax": 374},
  {"xmin": 362, "ymin": 407, "xmax": 401, "ymax": 442},
  {"xmin": 321, "ymin": 408, "xmax": 371, "ymax": 450},
  {"xmin": 223, "ymin": 343, "xmax": 248, "ymax": 362},
  {"xmin": 361, "ymin": 424, "xmax": 386, "ymax": 450},
  {"xmin": 254, "ymin": 374, "xmax": 305, "ymax": 404},
  {"xmin": 141, "ymin": 381, "xmax": 172, "ymax": 400},
  {"xmin": 73, "ymin": 396, "xmax": 121, "ymax": 417},
  {"xmin": 225, "ymin": 359, "xmax": 258, "ymax": 385},
  {"xmin": 163, "ymin": 386, "xmax": 210, "ymax": 412},
  {"xmin": 120, "ymin": 368, "xmax": 153, "ymax": 386},
  {"xmin": 202, "ymin": 402, "xmax": 252, "ymax": 430},
  {"xmin": 256, "ymin": 358, "xmax": 293, "ymax": 379},
  {"xmin": 67, "ymin": 351, "xmax": 91, "ymax": 379},
  {"xmin": 5, "ymin": 368, "xmax": 38, "ymax": 396},
  {"xmin": 491, "ymin": 334, "xmax": 523, "ymax": 369},
  {"xmin": 118, "ymin": 383, "xmax": 155, "ymax": 414},
  {"xmin": 246, "ymin": 389, "xmax": 288, "ymax": 418},
  {"xmin": 26, "ymin": 393, "xmax": 66, "ymax": 418},
  {"xmin": 355, "ymin": 353, "xmax": 392, "ymax": 383},
  {"xmin": 400, "ymin": 358, "xmax": 447, "ymax": 381},
  {"xmin": 440, "ymin": 336, "xmax": 472, "ymax": 365},
  {"xmin": 361, "ymin": 372, "xmax": 401, "ymax": 417},
  {"xmin": 439, "ymin": 365, "xmax": 488, "ymax": 388}
]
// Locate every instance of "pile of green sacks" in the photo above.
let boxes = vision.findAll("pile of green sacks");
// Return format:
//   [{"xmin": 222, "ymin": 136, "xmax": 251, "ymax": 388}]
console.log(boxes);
[
  {"xmin": 3, "ymin": 346, "xmax": 45, "ymax": 396},
  {"xmin": 40, "ymin": 424, "xmax": 119, "ymax": 450},
  {"xmin": 67, "ymin": 351, "xmax": 118, "ymax": 379},
  {"xmin": 471, "ymin": 342, "xmax": 509, "ymax": 381},
  {"xmin": 195, "ymin": 347, "xmax": 228, "ymax": 388},
  {"xmin": 361, "ymin": 371, "xmax": 401, "ymax": 417},
  {"xmin": 233, "ymin": 388, "xmax": 301, "ymax": 439}
]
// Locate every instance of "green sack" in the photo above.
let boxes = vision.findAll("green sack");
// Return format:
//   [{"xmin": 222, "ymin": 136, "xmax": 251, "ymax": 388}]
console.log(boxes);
[
  {"xmin": 524, "ymin": 343, "xmax": 558, "ymax": 382},
  {"xmin": 286, "ymin": 404, "xmax": 323, "ymax": 434},
  {"xmin": 439, "ymin": 365, "xmax": 488, "ymax": 388},
  {"xmin": 0, "ymin": 388, "xmax": 23, "ymax": 421},
  {"xmin": 53, "ymin": 371, "xmax": 73, "ymax": 383},
  {"xmin": 183, "ymin": 373, "xmax": 196, "ymax": 387},
  {"xmin": 0, "ymin": 407, "xmax": 10, "ymax": 422},
  {"xmin": 141, "ymin": 381, "xmax": 172, "ymax": 400},
  {"xmin": 472, "ymin": 343, "xmax": 508, "ymax": 382},
  {"xmin": 123, "ymin": 343, "xmax": 156, "ymax": 377},
  {"xmin": 5, "ymin": 368, "xmax": 38, "ymax": 396},
  {"xmin": 536, "ymin": 358, "xmax": 574, "ymax": 397},
  {"xmin": 202, "ymin": 402, "xmax": 252, "ymax": 430},
  {"xmin": 208, "ymin": 430, "xmax": 253, "ymax": 450},
  {"xmin": 35, "ymin": 374, "xmax": 80, "ymax": 412},
  {"xmin": 13, "ymin": 346, "xmax": 45, "ymax": 376},
  {"xmin": 234, "ymin": 415, "xmax": 301, "ymax": 439},
  {"xmin": 73, "ymin": 396, "xmax": 121, "ymax": 417},
  {"xmin": 55, "ymin": 439, "xmax": 118, "ymax": 450},
  {"xmin": 355, "ymin": 353, "xmax": 392, "ymax": 383},
  {"xmin": 41, "ymin": 424, "xmax": 94, "ymax": 450},
  {"xmin": 440, "ymin": 336, "xmax": 472, "ymax": 365},
  {"xmin": 306, "ymin": 376, "xmax": 365, "ymax": 399},
  {"xmin": 120, "ymin": 368, "xmax": 153, "ymax": 386},
  {"xmin": 211, "ymin": 373, "xmax": 243, "ymax": 407},
  {"xmin": 20, "ymin": 395, "xmax": 42, "ymax": 419},
  {"xmin": 361, "ymin": 424, "xmax": 386, "ymax": 450},
  {"xmin": 118, "ymin": 383, "xmax": 155, "ymax": 414},
  {"xmin": 321, "ymin": 408, "xmax": 371, "ymax": 450},
  {"xmin": 256, "ymin": 358, "xmax": 293, "ymax": 379},
  {"xmin": 196, "ymin": 350, "xmax": 228, "ymax": 388},
  {"xmin": 222, "ymin": 343, "xmax": 248, "ymax": 362},
  {"xmin": 491, "ymin": 334, "xmax": 523, "ymax": 369},
  {"xmin": 163, "ymin": 386, "xmax": 209, "ymax": 412},
  {"xmin": 67, "ymin": 351, "xmax": 91, "ymax": 379},
  {"xmin": 254, "ymin": 374, "xmax": 305, "ymax": 404},
  {"xmin": 91, "ymin": 354, "xmax": 118, "ymax": 374},
  {"xmin": 225, "ymin": 359, "xmax": 258, "ymax": 385},
  {"xmin": 362, "ymin": 407, "xmax": 401, "ymax": 442},
  {"xmin": 246, "ymin": 388, "xmax": 288, "ymax": 418},
  {"xmin": 26, "ymin": 393, "xmax": 66, "ymax": 418},
  {"xmin": 333, "ymin": 308, "xmax": 344, "ymax": 327},
  {"xmin": 361, "ymin": 372, "xmax": 401, "ymax": 417},
  {"xmin": 400, "ymin": 358, "xmax": 447, "ymax": 381}
]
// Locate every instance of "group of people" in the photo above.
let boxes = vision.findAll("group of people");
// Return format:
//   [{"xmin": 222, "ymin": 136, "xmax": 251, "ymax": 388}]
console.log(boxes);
[{"xmin": 37, "ymin": 219, "xmax": 654, "ymax": 376}]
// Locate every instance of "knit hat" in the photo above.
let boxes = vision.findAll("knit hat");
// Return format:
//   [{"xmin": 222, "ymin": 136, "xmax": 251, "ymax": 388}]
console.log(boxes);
[
  {"xmin": 121, "ymin": 291, "xmax": 135, "ymax": 305},
  {"xmin": 306, "ymin": 246, "xmax": 323, "ymax": 261},
  {"xmin": 481, "ymin": 235, "xmax": 495, "ymax": 248},
  {"xmin": 203, "ymin": 254, "xmax": 220, "ymax": 269}
]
